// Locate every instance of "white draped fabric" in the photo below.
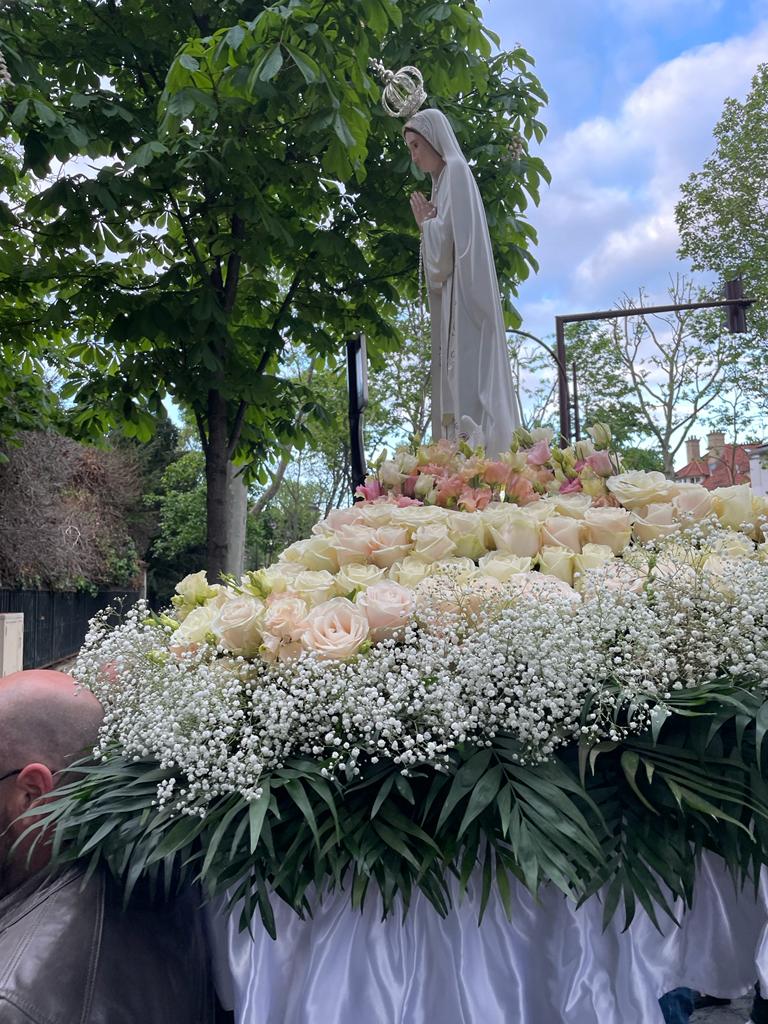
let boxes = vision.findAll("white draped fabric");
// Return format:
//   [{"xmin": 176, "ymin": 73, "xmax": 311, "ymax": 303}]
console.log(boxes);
[
  {"xmin": 207, "ymin": 854, "xmax": 768, "ymax": 1024},
  {"xmin": 403, "ymin": 108, "xmax": 520, "ymax": 458}
]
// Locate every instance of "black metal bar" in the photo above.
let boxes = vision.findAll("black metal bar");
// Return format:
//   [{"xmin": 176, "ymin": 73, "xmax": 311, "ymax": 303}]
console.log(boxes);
[
  {"xmin": 572, "ymin": 361, "xmax": 580, "ymax": 443},
  {"xmin": 554, "ymin": 317, "xmax": 571, "ymax": 446},
  {"xmin": 558, "ymin": 296, "xmax": 753, "ymax": 326},
  {"xmin": 346, "ymin": 335, "xmax": 368, "ymax": 495}
]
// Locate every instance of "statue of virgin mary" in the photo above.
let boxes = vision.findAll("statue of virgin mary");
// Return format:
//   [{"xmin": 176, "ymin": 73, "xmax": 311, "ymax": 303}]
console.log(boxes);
[{"xmin": 403, "ymin": 108, "xmax": 521, "ymax": 458}]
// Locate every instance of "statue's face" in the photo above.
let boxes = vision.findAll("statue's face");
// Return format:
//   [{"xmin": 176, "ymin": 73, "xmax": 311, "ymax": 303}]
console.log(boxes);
[{"xmin": 405, "ymin": 130, "xmax": 445, "ymax": 175}]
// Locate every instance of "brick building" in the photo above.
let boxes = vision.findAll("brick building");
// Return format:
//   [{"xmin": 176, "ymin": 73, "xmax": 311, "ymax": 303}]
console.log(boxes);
[{"xmin": 675, "ymin": 432, "xmax": 765, "ymax": 492}]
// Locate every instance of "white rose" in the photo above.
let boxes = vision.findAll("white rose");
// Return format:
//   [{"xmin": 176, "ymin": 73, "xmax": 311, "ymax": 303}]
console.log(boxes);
[
  {"xmin": 477, "ymin": 552, "xmax": 533, "ymax": 581},
  {"xmin": 379, "ymin": 459, "xmax": 404, "ymax": 488},
  {"xmin": 541, "ymin": 515, "xmax": 583, "ymax": 553},
  {"xmin": 357, "ymin": 502, "xmax": 398, "ymax": 528},
  {"xmin": 583, "ymin": 507, "xmax": 632, "ymax": 555},
  {"xmin": 356, "ymin": 581, "xmax": 415, "ymax": 641},
  {"xmin": 312, "ymin": 505, "xmax": 363, "ymax": 536},
  {"xmin": 632, "ymin": 503, "xmax": 678, "ymax": 543},
  {"xmin": 171, "ymin": 604, "xmax": 217, "ymax": 652},
  {"xmin": 672, "ymin": 484, "xmax": 713, "ymax": 521},
  {"xmin": 336, "ymin": 562, "xmax": 388, "ymax": 594},
  {"xmin": 302, "ymin": 597, "xmax": 369, "ymax": 660},
  {"xmin": 506, "ymin": 572, "xmax": 581, "ymax": 605},
  {"xmin": 708, "ymin": 532, "xmax": 754, "ymax": 559},
  {"xmin": 390, "ymin": 504, "xmax": 449, "ymax": 530},
  {"xmin": 287, "ymin": 536, "xmax": 339, "ymax": 573},
  {"xmin": 431, "ymin": 557, "xmax": 478, "ymax": 584},
  {"xmin": 487, "ymin": 513, "xmax": 540, "ymax": 558},
  {"xmin": 587, "ymin": 560, "xmax": 646, "ymax": 596},
  {"xmin": 551, "ymin": 493, "xmax": 594, "ymax": 519},
  {"xmin": 607, "ymin": 471, "xmax": 677, "ymax": 509},
  {"xmin": 537, "ymin": 546, "xmax": 575, "ymax": 586},
  {"xmin": 753, "ymin": 496, "xmax": 768, "ymax": 541},
  {"xmin": 212, "ymin": 595, "xmax": 265, "ymax": 656},
  {"xmin": 293, "ymin": 569, "xmax": 339, "ymax": 607},
  {"xmin": 388, "ymin": 556, "xmax": 435, "ymax": 589},
  {"xmin": 573, "ymin": 544, "xmax": 615, "ymax": 592},
  {"xmin": 369, "ymin": 526, "xmax": 412, "ymax": 568},
  {"xmin": 711, "ymin": 484, "xmax": 754, "ymax": 531},
  {"xmin": 446, "ymin": 511, "xmax": 487, "ymax": 559},
  {"xmin": 411, "ymin": 523, "xmax": 457, "ymax": 563}
]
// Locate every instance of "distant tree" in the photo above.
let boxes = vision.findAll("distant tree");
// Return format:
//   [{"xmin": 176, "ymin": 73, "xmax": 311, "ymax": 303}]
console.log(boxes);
[{"xmin": 676, "ymin": 63, "xmax": 768, "ymax": 351}]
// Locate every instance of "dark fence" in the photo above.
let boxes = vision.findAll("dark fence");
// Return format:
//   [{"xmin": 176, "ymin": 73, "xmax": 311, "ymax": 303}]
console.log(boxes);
[{"xmin": 0, "ymin": 589, "xmax": 139, "ymax": 670}]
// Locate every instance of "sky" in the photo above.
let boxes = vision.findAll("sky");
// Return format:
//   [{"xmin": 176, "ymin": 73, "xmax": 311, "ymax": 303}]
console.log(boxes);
[{"xmin": 482, "ymin": 0, "xmax": 768, "ymax": 340}]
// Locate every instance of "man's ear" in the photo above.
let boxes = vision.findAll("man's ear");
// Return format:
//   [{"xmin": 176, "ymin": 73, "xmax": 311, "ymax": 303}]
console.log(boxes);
[{"xmin": 14, "ymin": 764, "xmax": 55, "ymax": 811}]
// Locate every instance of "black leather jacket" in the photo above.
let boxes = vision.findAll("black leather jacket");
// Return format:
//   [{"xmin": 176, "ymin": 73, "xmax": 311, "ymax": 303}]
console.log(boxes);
[{"xmin": 0, "ymin": 866, "xmax": 216, "ymax": 1023}]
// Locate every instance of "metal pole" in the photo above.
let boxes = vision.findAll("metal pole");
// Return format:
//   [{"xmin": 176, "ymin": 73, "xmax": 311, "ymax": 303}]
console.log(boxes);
[
  {"xmin": 555, "ymin": 317, "xmax": 571, "ymax": 445},
  {"xmin": 572, "ymin": 361, "xmax": 580, "ymax": 443},
  {"xmin": 346, "ymin": 335, "xmax": 368, "ymax": 495}
]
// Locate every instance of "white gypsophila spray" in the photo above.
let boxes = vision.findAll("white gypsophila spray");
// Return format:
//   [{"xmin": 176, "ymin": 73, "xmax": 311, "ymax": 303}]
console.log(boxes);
[{"xmin": 73, "ymin": 539, "xmax": 768, "ymax": 817}]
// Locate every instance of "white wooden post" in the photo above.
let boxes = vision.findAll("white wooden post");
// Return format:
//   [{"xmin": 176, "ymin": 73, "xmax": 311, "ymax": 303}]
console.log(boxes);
[{"xmin": 0, "ymin": 613, "xmax": 24, "ymax": 677}]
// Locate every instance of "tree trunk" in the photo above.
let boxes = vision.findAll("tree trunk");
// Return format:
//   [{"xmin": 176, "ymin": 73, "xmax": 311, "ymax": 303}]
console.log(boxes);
[
  {"xmin": 206, "ymin": 389, "xmax": 230, "ymax": 580},
  {"xmin": 225, "ymin": 462, "xmax": 247, "ymax": 576}
]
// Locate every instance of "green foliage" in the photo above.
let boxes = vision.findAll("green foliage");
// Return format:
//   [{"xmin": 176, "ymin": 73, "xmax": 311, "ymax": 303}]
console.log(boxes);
[
  {"xmin": 676, "ymin": 63, "xmax": 768, "ymax": 351},
  {"xmin": 35, "ymin": 681, "xmax": 768, "ymax": 937},
  {"xmin": 0, "ymin": 0, "xmax": 549, "ymax": 573}
]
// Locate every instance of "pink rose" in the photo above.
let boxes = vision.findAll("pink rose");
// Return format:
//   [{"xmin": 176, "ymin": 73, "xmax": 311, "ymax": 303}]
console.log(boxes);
[
  {"xmin": 261, "ymin": 595, "xmax": 308, "ymax": 664},
  {"xmin": 302, "ymin": 597, "xmax": 369, "ymax": 660},
  {"xmin": 333, "ymin": 524, "xmax": 376, "ymax": 565},
  {"xmin": 394, "ymin": 495, "xmax": 422, "ymax": 507},
  {"xmin": 585, "ymin": 450, "xmax": 615, "ymax": 477},
  {"xmin": 369, "ymin": 526, "xmax": 412, "ymax": 568},
  {"xmin": 672, "ymin": 484, "xmax": 713, "ymax": 521},
  {"xmin": 526, "ymin": 439, "xmax": 551, "ymax": 467},
  {"xmin": 356, "ymin": 581, "xmax": 415, "ymax": 641},
  {"xmin": 355, "ymin": 480, "xmax": 382, "ymax": 502}
]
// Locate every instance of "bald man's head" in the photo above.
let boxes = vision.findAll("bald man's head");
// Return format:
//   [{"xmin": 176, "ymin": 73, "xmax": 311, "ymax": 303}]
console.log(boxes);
[{"xmin": 0, "ymin": 673, "xmax": 103, "ymax": 775}]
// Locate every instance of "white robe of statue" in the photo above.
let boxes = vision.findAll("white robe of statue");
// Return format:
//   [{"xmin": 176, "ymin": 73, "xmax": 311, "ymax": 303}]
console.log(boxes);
[{"xmin": 404, "ymin": 109, "xmax": 521, "ymax": 458}]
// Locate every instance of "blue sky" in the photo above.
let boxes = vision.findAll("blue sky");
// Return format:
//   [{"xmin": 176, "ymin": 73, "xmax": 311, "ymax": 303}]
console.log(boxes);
[{"xmin": 482, "ymin": 0, "xmax": 768, "ymax": 338}]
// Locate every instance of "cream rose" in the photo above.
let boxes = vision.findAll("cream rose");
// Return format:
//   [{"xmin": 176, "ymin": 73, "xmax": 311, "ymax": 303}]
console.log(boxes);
[
  {"xmin": 290, "ymin": 536, "xmax": 340, "ymax": 573},
  {"xmin": 446, "ymin": 512, "xmax": 487, "ymax": 559},
  {"xmin": 336, "ymin": 562, "xmax": 388, "ymax": 594},
  {"xmin": 390, "ymin": 504, "xmax": 449, "ymax": 530},
  {"xmin": 170, "ymin": 604, "xmax": 217, "ymax": 653},
  {"xmin": 388, "ymin": 556, "xmax": 435, "ymax": 589},
  {"xmin": 477, "ymin": 552, "xmax": 533, "ymax": 581},
  {"xmin": 293, "ymin": 569, "xmax": 339, "ymax": 607},
  {"xmin": 573, "ymin": 544, "xmax": 615, "ymax": 592},
  {"xmin": 711, "ymin": 484, "xmax": 754, "ymax": 531},
  {"xmin": 356, "ymin": 581, "xmax": 415, "ymax": 641},
  {"xmin": 506, "ymin": 572, "xmax": 580, "ymax": 604},
  {"xmin": 607, "ymin": 470, "xmax": 677, "ymax": 509},
  {"xmin": 312, "ymin": 506, "xmax": 363, "ymax": 535},
  {"xmin": 487, "ymin": 514, "xmax": 540, "ymax": 558},
  {"xmin": 369, "ymin": 526, "xmax": 412, "ymax": 569},
  {"xmin": 537, "ymin": 546, "xmax": 575, "ymax": 586},
  {"xmin": 302, "ymin": 597, "xmax": 369, "ymax": 660},
  {"xmin": 672, "ymin": 484, "xmax": 713, "ymax": 521},
  {"xmin": 708, "ymin": 532, "xmax": 754, "ymax": 559},
  {"xmin": 632, "ymin": 503, "xmax": 678, "ymax": 543},
  {"xmin": 431, "ymin": 557, "xmax": 479, "ymax": 584},
  {"xmin": 357, "ymin": 502, "xmax": 398, "ymax": 528},
  {"xmin": 411, "ymin": 523, "xmax": 457, "ymax": 563},
  {"xmin": 588, "ymin": 560, "xmax": 646, "ymax": 596},
  {"xmin": 551, "ymin": 493, "xmax": 594, "ymax": 519},
  {"xmin": 541, "ymin": 515, "xmax": 583, "ymax": 553},
  {"xmin": 583, "ymin": 507, "xmax": 632, "ymax": 554},
  {"xmin": 212, "ymin": 594, "xmax": 265, "ymax": 656}
]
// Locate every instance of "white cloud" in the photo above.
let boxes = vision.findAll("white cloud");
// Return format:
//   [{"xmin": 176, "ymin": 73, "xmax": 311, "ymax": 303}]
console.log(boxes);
[{"xmin": 518, "ymin": 20, "xmax": 768, "ymax": 332}]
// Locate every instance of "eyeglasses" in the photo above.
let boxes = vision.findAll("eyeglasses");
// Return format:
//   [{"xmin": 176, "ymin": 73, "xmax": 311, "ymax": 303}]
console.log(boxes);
[{"xmin": 0, "ymin": 769, "xmax": 21, "ymax": 784}]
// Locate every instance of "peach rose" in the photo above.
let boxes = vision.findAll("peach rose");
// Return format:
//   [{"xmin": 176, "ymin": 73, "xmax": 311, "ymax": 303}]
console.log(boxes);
[
  {"xmin": 260, "ymin": 595, "xmax": 309, "ymax": 664},
  {"xmin": 632, "ymin": 503, "xmax": 678, "ymax": 543},
  {"xmin": 369, "ymin": 526, "xmax": 412, "ymax": 568},
  {"xmin": 672, "ymin": 484, "xmax": 713, "ymax": 521},
  {"xmin": 212, "ymin": 595, "xmax": 266, "ymax": 656},
  {"xmin": 356, "ymin": 581, "xmax": 415, "ymax": 641},
  {"xmin": 332, "ymin": 524, "xmax": 376, "ymax": 565},
  {"xmin": 541, "ymin": 515, "xmax": 583, "ymax": 553},
  {"xmin": 583, "ymin": 507, "xmax": 633, "ymax": 554},
  {"xmin": 302, "ymin": 597, "xmax": 369, "ymax": 660}
]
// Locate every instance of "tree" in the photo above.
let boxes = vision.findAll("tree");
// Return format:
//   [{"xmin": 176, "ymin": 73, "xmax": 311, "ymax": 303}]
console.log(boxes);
[
  {"xmin": 0, "ymin": 0, "xmax": 549, "ymax": 580},
  {"xmin": 560, "ymin": 277, "xmax": 745, "ymax": 476},
  {"xmin": 676, "ymin": 63, "xmax": 768, "ymax": 350}
]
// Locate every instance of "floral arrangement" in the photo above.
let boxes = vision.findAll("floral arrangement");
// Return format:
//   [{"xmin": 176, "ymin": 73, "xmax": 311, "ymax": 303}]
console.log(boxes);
[{"xmin": 40, "ymin": 430, "xmax": 768, "ymax": 935}]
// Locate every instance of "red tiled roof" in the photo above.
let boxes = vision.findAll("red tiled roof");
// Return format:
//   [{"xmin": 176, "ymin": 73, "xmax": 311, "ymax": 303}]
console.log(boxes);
[{"xmin": 675, "ymin": 445, "xmax": 753, "ymax": 490}]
